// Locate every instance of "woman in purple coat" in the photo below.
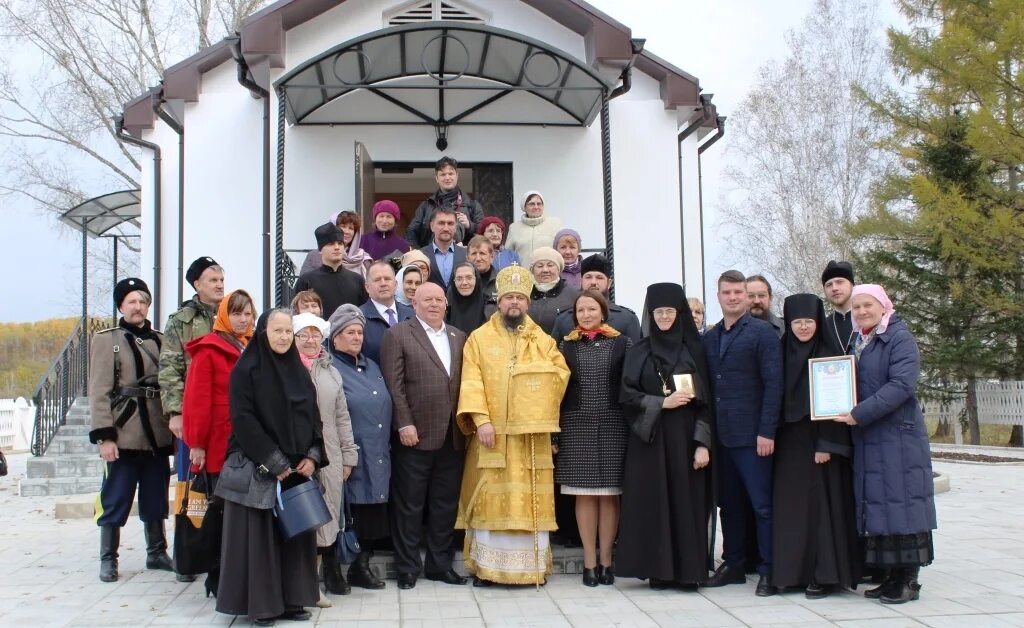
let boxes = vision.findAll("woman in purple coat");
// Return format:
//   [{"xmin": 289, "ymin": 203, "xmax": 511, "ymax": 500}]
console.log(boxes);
[{"xmin": 835, "ymin": 284, "xmax": 936, "ymax": 605}]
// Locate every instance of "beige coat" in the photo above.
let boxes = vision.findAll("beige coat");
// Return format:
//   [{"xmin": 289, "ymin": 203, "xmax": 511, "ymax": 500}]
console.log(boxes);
[
  {"xmin": 88, "ymin": 327, "xmax": 172, "ymax": 454},
  {"xmin": 505, "ymin": 215, "xmax": 564, "ymax": 267},
  {"xmin": 310, "ymin": 350, "xmax": 359, "ymax": 547}
]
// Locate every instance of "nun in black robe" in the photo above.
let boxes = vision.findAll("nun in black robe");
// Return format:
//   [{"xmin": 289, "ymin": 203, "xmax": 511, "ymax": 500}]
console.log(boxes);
[
  {"xmin": 771, "ymin": 294, "xmax": 860, "ymax": 597},
  {"xmin": 445, "ymin": 262, "xmax": 488, "ymax": 333},
  {"xmin": 216, "ymin": 310, "xmax": 325, "ymax": 624},
  {"xmin": 617, "ymin": 283, "xmax": 714, "ymax": 588}
]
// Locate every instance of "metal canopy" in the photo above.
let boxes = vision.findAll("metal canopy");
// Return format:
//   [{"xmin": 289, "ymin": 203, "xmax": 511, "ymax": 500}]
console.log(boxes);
[
  {"xmin": 275, "ymin": 22, "xmax": 613, "ymax": 128},
  {"xmin": 59, "ymin": 189, "xmax": 142, "ymax": 238}
]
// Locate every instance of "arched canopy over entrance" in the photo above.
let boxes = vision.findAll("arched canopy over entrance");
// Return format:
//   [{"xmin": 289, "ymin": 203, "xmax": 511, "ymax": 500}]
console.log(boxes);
[
  {"xmin": 275, "ymin": 22, "xmax": 614, "ymax": 128},
  {"xmin": 59, "ymin": 189, "xmax": 141, "ymax": 237}
]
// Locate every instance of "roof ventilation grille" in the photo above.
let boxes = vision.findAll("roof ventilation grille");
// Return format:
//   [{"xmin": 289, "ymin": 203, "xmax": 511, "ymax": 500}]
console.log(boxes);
[{"xmin": 386, "ymin": 0, "xmax": 486, "ymax": 26}]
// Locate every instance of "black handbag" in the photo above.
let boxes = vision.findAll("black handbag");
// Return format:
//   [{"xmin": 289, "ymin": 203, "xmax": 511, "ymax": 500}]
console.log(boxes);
[
  {"xmin": 334, "ymin": 484, "xmax": 361, "ymax": 563},
  {"xmin": 173, "ymin": 471, "xmax": 220, "ymax": 575}
]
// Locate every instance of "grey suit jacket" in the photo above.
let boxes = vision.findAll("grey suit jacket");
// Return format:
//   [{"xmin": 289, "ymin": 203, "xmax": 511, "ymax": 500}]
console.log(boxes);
[{"xmin": 380, "ymin": 318, "xmax": 467, "ymax": 452}]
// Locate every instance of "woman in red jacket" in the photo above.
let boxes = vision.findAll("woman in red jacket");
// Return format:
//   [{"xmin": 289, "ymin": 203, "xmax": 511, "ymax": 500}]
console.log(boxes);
[{"xmin": 182, "ymin": 289, "xmax": 255, "ymax": 595}]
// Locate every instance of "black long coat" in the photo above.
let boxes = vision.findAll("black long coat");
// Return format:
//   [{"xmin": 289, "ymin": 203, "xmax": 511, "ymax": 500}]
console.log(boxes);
[{"xmin": 616, "ymin": 339, "xmax": 714, "ymax": 584}]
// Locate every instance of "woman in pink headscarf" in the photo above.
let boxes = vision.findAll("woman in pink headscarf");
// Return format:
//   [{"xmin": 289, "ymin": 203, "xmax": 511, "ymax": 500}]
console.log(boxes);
[{"xmin": 834, "ymin": 284, "xmax": 936, "ymax": 606}]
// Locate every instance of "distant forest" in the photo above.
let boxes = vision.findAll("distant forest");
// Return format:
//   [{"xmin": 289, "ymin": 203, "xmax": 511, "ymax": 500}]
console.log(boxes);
[{"xmin": 0, "ymin": 318, "xmax": 79, "ymax": 399}]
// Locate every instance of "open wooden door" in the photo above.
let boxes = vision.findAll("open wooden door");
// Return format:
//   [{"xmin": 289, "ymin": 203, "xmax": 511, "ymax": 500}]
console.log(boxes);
[{"xmin": 354, "ymin": 141, "xmax": 375, "ymax": 228}]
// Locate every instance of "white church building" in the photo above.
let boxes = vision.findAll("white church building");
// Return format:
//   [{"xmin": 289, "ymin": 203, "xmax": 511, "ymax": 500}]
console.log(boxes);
[{"xmin": 118, "ymin": 0, "xmax": 724, "ymax": 323}]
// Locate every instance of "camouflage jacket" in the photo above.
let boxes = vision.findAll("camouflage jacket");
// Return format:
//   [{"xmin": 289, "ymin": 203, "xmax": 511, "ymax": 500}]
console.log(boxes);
[{"xmin": 158, "ymin": 295, "xmax": 215, "ymax": 417}]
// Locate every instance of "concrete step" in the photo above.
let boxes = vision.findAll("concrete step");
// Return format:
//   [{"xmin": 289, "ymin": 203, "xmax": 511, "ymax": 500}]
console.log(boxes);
[
  {"xmin": 57, "ymin": 424, "xmax": 91, "ymax": 437},
  {"xmin": 19, "ymin": 476, "xmax": 102, "ymax": 497},
  {"xmin": 64, "ymin": 416, "xmax": 90, "ymax": 426},
  {"xmin": 47, "ymin": 435, "xmax": 97, "ymax": 455},
  {"xmin": 26, "ymin": 454, "xmax": 105, "ymax": 479}
]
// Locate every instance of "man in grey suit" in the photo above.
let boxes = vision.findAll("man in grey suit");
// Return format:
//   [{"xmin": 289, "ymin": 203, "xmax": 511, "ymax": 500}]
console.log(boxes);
[{"xmin": 380, "ymin": 282, "xmax": 468, "ymax": 590}]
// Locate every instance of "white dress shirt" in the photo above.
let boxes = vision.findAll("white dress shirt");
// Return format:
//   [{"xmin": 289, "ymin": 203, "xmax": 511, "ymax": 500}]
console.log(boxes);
[
  {"xmin": 417, "ymin": 316, "xmax": 452, "ymax": 376},
  {"xmin": 371, "ymin": 298, "xmax": 398, "ymax": 325}
]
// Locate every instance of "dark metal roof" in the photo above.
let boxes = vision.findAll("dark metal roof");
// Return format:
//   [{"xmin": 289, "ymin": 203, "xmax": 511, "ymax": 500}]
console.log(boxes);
[
  {"xmin": 275, "ymin": 22, "xmax": 613, "ymax": 127},
  {"xmin": 59, "ymin": 190, "xmax": 142, "ymax": 238}
]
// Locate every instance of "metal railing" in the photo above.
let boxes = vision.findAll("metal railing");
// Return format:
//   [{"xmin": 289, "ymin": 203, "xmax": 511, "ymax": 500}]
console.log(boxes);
[{"xmin": 30, "ymin": 318, "xmax": 102, "ymax": 455}]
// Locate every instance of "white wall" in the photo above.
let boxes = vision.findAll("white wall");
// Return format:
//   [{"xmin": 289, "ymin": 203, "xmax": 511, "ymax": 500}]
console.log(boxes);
[
  {"xmin": 180, "ymin": 61, "xmax": 265, "ymax": 310},
  {"xmin": 140, "ymin": 120, "xmax": 182, "ymax": 327},
  {"xmin": 679, "ymin": 131, "xmax": 705, "ymax": 304},
  {"xmin": 604, "ymin": 68, "xmax": 687, "ymax": 313}
]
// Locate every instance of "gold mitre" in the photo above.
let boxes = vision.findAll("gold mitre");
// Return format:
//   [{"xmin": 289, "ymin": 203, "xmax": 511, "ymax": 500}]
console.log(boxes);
[{"xmin": 496, "ymin": 263, "xmax": 534, "ymax": 298}]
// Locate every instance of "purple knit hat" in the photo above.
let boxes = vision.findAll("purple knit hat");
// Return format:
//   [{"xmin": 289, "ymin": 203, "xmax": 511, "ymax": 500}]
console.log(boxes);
[
  {"xmin": 553, "ymin": 228, "xmax": 581, "ymax": 249},
  {"xmin": 373, "ymin": 200, "xmax": 400, "ymax": 220}
]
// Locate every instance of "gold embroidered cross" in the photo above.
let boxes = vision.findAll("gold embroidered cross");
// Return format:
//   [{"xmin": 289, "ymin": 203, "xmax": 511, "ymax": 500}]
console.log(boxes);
[{"xmin": 526, "ymin": 378, "xmax": 541, "ymax": 392}]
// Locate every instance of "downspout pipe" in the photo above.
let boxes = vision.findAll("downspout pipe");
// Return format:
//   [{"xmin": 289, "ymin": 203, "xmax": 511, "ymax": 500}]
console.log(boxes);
[
  {"xmin": 696, "ymin": 115, "xmax": 726, "ymax": 310},
  {"xmin": 152, "ymin": 91, "xmax": 185, "ymax": 307},
  {"xmin": 600, "ymin": 39, "xmax": 645, "ymax": 301},
  {"xmin": 698, "ymin": 115, "xmax": 727, "ymax": 155},
  {"xmin": 230, "ymin": 37, "xmax": 272, "ymax": 311},
  {"xmin": 115, "ymin": 114, "xmax": 162, "ymax": 325}
]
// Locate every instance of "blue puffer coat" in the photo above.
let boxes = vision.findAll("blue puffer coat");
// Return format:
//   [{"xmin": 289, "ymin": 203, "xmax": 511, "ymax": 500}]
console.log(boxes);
[{"xmin": 850, "ymin": 317, "xmax": 937, "ymax": 537}]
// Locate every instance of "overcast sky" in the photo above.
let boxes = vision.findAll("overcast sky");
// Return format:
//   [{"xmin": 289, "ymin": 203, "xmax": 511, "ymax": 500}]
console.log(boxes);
[{"xmin": 0, "ymin": 0, "xmax": 900, "ymax": 323}]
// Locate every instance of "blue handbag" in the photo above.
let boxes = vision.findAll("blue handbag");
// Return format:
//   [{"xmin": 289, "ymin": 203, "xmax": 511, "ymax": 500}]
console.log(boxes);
[{"xmin": 335, "ymin": 482, "xmax": 361, "ymax": 563}]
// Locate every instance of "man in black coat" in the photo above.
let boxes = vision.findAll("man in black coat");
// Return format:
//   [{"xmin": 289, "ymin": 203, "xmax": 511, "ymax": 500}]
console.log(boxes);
[
  {"xmin": 405, "ymin": 156, "xmax": 484, "ymax": 248},
  {"xmin": 550, "ymin": 254, "xmax": 641, "ymax": 342},
  {"xmin": 294, "ymin": 222, "xmax": 368, "ymax": 319},
  {"xmin": 703, "ymin": 270, "xmax": 784, "ymax": 597}
]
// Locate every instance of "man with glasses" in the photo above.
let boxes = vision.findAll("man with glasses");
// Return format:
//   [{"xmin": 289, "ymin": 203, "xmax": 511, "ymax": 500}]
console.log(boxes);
[
  {"xmin": 359, "ymin": 261, "xmax": 414, "ymax": 363},
  {"xmin": 702, "ymin": 270, "xmax": 783, "ymax": 597}
]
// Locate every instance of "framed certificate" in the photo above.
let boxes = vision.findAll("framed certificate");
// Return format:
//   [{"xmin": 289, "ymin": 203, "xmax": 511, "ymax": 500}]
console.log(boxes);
[{"xmin": 808, "ymin": 356, "xmax": 857, "ymax": 421}]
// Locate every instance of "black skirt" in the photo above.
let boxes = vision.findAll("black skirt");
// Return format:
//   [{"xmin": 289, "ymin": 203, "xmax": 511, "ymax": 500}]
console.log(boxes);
[
  {"xmin": 216, "ymin": 501, "xmax": 319, "ymax": 621},
  {"xmin": 864, "ymin": 532, "xmax": 934, "ymax": 567},
  {"xmin": 350, "ymin": 502, "xmax": 390, "ymax": 542}
]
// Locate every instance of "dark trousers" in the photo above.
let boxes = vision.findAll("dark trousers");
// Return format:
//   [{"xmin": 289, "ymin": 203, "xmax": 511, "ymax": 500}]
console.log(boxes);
[
  {"xmin": 718, "ymin": 445, "xmax": 773, "ymax": 575},
  {"xmin": 95, "ymin": 455, "xmax": 170, "ymax": 527},
  {"xmin": 389, "ymin": 429, "xmax": 463, "ymax": 576}
]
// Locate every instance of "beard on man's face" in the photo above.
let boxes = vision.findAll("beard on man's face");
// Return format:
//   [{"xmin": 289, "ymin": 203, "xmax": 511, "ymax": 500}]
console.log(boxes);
[{"xmin": 502, "ymin": 312, "xmax": 525, "ymax": 329}]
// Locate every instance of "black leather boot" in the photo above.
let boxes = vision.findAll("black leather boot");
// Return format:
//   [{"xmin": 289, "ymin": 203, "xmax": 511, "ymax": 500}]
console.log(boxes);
[
  {"xmin": 348, "ymin": 551, "xmax": 385, "ymax": 589},
  {"xmin": 880, "ymin": 566, "xmax": 921, "ymax": 604},
  {"xmin": 582, "ymin": 567, "xmax": 599, "ymax": 587},
  {"xmin": 143, "ymin": 520, "xmax": 174, "ymax": 571},
  {"xmin": 598, "ymin": 564, "xmax": 615, "ymax": 585},
  {"xmin": 99, "ymin": 526, "xmax": 120, "ymax": 582},
  {"xmin": 864, "ymin": 569, "xmax": 897, "ymax": 599},
  {"xmin": 323, "ymin": 550, "xmax": 351, "ymax": 595}
]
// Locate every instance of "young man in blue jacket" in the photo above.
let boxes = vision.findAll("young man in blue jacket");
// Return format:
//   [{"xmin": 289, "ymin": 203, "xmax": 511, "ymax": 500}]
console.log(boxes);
[{"xmin": 703, "ymin": 270, "xmax": 784, "ymax": 596}]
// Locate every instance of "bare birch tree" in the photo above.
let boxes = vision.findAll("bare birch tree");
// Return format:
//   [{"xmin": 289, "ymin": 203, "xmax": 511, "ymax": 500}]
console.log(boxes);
[
  {"xmin": 718, "ymin": 0, "xmax": 893, "ymax": 297},
  {"xmin": 0, "ymin": 0, "xmax": 265, "ymax": 214}
]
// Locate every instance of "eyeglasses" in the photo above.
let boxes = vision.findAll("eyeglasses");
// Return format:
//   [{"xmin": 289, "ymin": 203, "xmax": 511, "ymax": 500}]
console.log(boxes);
[{"xmin": 296, "ymin": 332, "xmax": 323, "ymax": 342}]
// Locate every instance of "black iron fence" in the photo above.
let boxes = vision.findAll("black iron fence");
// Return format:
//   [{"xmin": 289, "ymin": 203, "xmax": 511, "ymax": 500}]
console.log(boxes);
[{"xmin": 30, "ymin": 318, "xmax": 102, "ymax": 456}]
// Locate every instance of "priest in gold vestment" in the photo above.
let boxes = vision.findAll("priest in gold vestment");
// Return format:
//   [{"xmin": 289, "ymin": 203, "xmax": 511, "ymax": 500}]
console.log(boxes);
[{"xmin": 456, "ymin": 264, "xmax": 570, "ymax": 586}]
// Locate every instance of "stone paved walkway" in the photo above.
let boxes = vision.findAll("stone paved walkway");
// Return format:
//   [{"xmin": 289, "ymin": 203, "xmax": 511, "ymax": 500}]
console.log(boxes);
[{"xmin": 2, "ymin": 452, "xmax": 1023, "ymax": 627}]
